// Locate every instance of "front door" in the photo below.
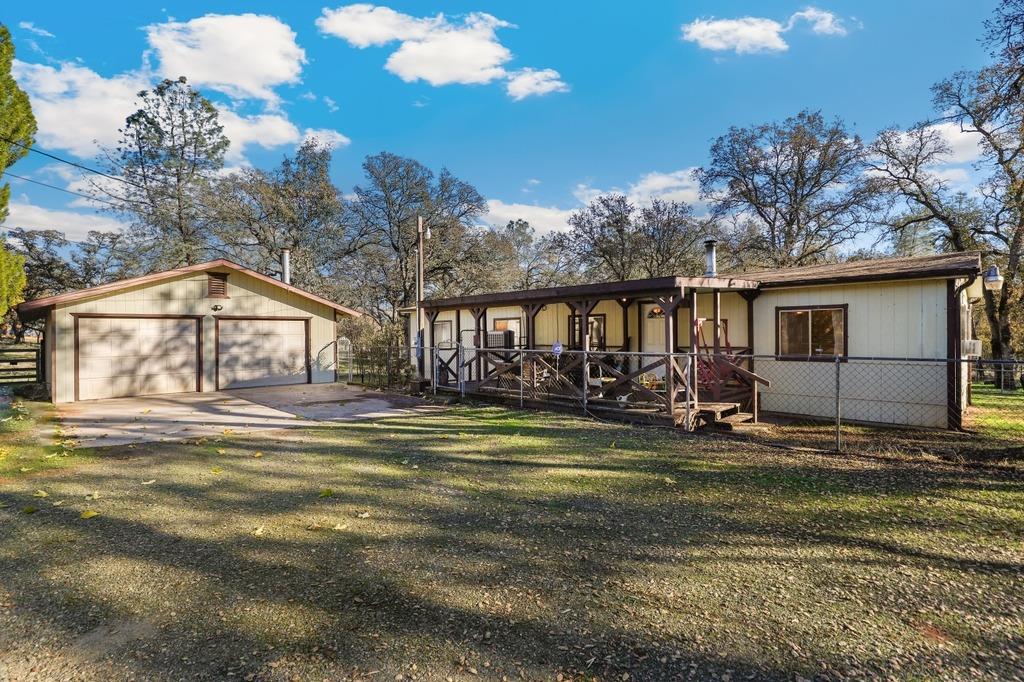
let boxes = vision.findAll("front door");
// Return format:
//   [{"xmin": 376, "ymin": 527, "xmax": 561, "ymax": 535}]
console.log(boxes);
[{"xmin": 641, "ymin": 304, "xmax": 667, "ymax": 378}]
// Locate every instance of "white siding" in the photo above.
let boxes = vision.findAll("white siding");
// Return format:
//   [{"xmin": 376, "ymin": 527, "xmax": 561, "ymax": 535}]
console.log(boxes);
[{"xmin": 752, "ymin": 279, "xmax": 950, "ymax": 428}]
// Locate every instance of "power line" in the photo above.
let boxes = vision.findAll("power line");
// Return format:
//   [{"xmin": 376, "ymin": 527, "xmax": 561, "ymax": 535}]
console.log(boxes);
[
  {"xmin": 2, "ymin": 171, "xmax": 121, "ymax": 208},
  {"xmin": 0, "ymin": 134, "xmax": 144, "ymax": 190}
]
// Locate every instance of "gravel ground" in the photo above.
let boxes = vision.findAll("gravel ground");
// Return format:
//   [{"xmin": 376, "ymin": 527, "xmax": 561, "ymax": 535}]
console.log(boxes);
[{"xmin": 0, "ymin": 405, "xmax": 1022, "ymax": 681}]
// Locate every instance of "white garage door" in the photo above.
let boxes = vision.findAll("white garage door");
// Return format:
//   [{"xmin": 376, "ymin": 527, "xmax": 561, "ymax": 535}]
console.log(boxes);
[
  {"xmin": 217, "ymin": 318, "xmax": 309, "ymax": 390},
  {"xmin": 76, "ymin": 316, "xmax": 199, "ymax": 401}
]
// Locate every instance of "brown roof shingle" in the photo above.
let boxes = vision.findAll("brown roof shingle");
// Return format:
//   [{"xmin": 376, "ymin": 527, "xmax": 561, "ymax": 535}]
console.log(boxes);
[{"xmin": 737, "ymin": 251, "xmax": 982, "ymax": 288}]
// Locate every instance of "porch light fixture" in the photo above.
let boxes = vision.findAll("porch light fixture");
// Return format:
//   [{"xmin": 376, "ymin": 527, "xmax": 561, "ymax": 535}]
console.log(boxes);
[
  {"xmin": 983, "ymin": 265, "xmax": 1004, "ymax": 291},
  {"xmin": 211, "ymin": 304, "xmax": 223, "ymax": 312}
]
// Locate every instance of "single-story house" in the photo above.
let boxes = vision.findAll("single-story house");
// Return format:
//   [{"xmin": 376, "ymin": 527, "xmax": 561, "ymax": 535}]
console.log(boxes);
[
  {"xmin": 409, "ymin": 247, "xmax": 984, "ymax": 430},
  {"xmin": 17, "ymin": 258, "xmax": 360, "ymax": 403}
]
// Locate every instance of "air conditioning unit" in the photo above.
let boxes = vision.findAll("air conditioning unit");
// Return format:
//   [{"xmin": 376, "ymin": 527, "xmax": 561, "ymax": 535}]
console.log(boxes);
[{"xmin": 962, "ymin": 339, "xmax": 983, "ymax": 357}]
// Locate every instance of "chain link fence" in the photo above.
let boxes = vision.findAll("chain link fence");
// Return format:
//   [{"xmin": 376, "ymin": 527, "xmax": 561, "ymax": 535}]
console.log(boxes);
[
  {"xmin": 335, "ymin": 338, "xmax": 1024, "ymax": 463},
  {"xmin": 337, "ymin": 340, "xmax": 417, "ymax": 391}
]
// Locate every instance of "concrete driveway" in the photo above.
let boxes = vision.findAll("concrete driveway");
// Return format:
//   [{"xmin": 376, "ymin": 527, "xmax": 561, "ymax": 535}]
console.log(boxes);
[{"xmin": 57, "ymin": 383, "xmax": 436, "ymax": 448}]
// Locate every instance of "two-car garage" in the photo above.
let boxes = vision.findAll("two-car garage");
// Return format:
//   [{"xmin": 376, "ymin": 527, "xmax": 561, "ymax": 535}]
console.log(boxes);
[{"xmin": 19, "ymin": 260, "xmax": 360, "ymax": 403}]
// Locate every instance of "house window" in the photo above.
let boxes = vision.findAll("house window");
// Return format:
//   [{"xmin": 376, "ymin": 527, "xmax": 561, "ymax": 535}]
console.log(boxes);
[
  {"xmin": 492, "ymin": 318, "xmax": 522, "ymax": 342},
  {"xmin": 569, "ymin": 314, "xmax": 606, "ymax": 349},
  {"xmin": 432, "ymin": 320, "xmax": 453, "ymax": 348},
  {"xmin": 646, "ymin": 306, "xmax": 665, "ymax": 319},
  {"xmin": 777, "ymin": 306, "xmax": 846, "ymax": 358},
  {"xmin": 207, "ymin": 273, "xmax": 229, "ymax": 298}
]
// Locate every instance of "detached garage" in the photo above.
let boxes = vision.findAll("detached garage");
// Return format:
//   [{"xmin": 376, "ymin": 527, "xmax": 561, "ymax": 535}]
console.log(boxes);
[{"xmin": 17, "ymin": 259, "xmax": 360, "ymax": 403}]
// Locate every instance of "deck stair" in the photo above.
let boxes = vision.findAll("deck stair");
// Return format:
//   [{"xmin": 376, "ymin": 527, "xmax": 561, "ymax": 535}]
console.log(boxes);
[{"xmin": 697, "ymin": 401, "xmax": 755, "ymax": 429}]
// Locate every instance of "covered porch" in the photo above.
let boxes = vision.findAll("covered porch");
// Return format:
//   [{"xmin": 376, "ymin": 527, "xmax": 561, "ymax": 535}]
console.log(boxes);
[{"xmin": 419, "ymin": 275, "xmax": 771, "ymax": 430}]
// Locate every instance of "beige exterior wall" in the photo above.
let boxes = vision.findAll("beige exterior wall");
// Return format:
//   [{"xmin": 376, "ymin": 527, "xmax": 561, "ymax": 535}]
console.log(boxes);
[
  {"xmin": 751, "ymin": 278, "xmax": 952, "ymax": 427},
  {"xmin": 52, "ymin": 269, "xmax": 339, "ymax": 403}
]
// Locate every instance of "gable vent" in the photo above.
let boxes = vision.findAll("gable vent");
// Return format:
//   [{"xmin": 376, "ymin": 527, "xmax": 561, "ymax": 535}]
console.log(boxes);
[{"xmin": 207, "ymin": 272, "xmax": 229, "ymax": 298}]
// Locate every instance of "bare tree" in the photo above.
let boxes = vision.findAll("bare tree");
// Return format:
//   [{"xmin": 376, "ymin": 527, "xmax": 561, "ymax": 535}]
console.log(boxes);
[
  {"xmin": 337, "ymin": 152, "xmax": 487, "ymax": 324},
  {"xmin": 695, "ymin": 110, "xmax": 883, "ymax": 269},
  {"xmin": 563, "ymin": 195, "xmax": 707, "ymax": 281}
]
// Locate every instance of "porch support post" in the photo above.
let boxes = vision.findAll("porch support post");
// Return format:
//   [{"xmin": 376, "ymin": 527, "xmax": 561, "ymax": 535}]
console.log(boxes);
[
  {"xmin": 740, "ymin": 290, "xmax": 760, "ymax": 372},
  {"xmin": 522, "ymin": 303, "xmax": 544, "ymax": 350},
  {"xmin": 655, "ymin": 288, "xmax": 687, "ymax": 425},
  {"xmin": 688, "ymin": 288, "xmax": 699, "ymax": 400},
  {"xmin": 424, "ymin": 309, "xmax": 440, "ymax": 382},
  {"xmin": 617, "ymin": 298, "xmax": 633, "ymax": 352},
  {"xmin": 470, "ymin": 306, "xmax": 486, "ymax": 381},
  {"xmin": 712, "ymin": 289, "xmax": 721, "ymax": 357},
  {"xmin": 567, "ymin": 299, "xmax": 599, "ymax": 349}
]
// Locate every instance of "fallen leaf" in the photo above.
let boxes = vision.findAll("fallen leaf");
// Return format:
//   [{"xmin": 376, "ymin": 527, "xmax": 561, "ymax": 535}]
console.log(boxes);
[
  {"xmin": 357, "ymin": 511, "xmax": 371, "ymax": 519},
  {"xmin": 252, "ymin": 452, "xmax": 264, "ymax": 458},
  {"xmin": 216, "ymin": 448, "xmax": 227, "ymax": 455},
  {"xmin": 307, "ymin": 520, "xmax": 325, "ymax": 531},
  {"xmin": 18, "ymin": 467, "xmax": 33, "ymax": 473},
  {"xmin": 142, "ymin": 408, "xmax": 152, "ymax": 414},
  {"xmin": 80, "ymin": 510, "xmax": 100, "ymax": 520},
  {"xmin": 22, "ymin": 506, "xmax": 39, "ymax": 514},
  {"xmin": 32, "ymin": 490, "xmax": 48, "ymax": 498},
  {"xmin": 141, "ymin": 480, "xmax": 156, "ymax": 485},
  {"xmin": 85, "ymin": 492, "xmax": 101, "ymax": 501},
  {"xmin": 332, "ymin": 523, "xmax": 349, "ymax": 531},
  {"xmin": 210, "ymin": 467, "xmax": 223, "ymax": 474},
  {"xmin": 252, "ymin": 527, "xmax": 265, "ymax": 537},
  {"xmin": 318, "ymin": 488, "xmax": 334, "ymax": 498}
]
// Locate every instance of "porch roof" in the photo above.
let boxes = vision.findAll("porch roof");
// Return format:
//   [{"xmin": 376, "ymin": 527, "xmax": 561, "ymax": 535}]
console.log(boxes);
[{"xmin": 421, "ymin": 275, "xmax": 758, "ymax": 311}]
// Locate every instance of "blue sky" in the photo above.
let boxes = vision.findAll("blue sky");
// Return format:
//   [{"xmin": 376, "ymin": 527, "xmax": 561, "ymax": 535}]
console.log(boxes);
[{"xmin": 3, "ymin": 1, "xmax": 998, "ymax": 240}]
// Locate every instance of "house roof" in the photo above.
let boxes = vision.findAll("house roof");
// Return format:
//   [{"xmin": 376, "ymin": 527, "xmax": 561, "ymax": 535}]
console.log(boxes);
[
  {"xmin": 740, "ymin": 251, "xmax": 982, "ymax": 288},
  {"xmin": 418, "ymin": 251, "xmax": 982, "ymax": 310},
  {"xmin": 17, "ymin": 259, "xmax": 362, "ymax": 321},
  {"xmin": 420, "ymin": 275, "xmax": 759, "ymax": 311}
]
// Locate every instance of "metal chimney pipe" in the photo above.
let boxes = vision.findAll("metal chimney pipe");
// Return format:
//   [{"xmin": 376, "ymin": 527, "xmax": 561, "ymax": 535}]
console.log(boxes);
[
  {"xmin": 281, "ymin": 249, "xmax": 291, "ymax": 285},
  {"xmin": 704, "ymin": 239, "xmax": 718, "ymax": 278}
]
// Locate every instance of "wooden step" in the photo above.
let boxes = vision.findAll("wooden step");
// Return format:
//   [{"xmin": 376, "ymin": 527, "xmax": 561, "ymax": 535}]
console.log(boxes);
[
  {"xmin": 710, "ymin": 412, "xmax": 765, "ymax": 431},
  {"xmin": 697, "ymin": 402, "xmax": 741, "ymax": 420}
]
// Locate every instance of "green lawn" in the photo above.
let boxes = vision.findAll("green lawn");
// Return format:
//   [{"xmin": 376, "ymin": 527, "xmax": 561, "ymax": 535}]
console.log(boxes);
[
  {"xmin": 970, "ymin": 383, "xmax": 1024, "ymax": 440},
  {"xmin": 0, "ymin": 395, "xmax": 80, "ymax": 479},
  {"xmin": 0, "ymin": 405, "xmax": 1022, "ymax": 680}
]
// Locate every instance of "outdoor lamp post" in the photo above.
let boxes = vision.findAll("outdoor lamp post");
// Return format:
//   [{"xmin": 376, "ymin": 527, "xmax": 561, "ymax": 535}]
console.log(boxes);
[
  {"xmin": 415, "ymin": 215, "xmax": 432, "ymax": 377},
  {"xmin": 983, "ymin": 264, "xmax": 1004, "ymax": 292}
]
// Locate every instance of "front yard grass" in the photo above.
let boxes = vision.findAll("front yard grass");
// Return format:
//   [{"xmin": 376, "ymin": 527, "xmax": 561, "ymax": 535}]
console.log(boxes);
[
  {"xmin": 0, "ymin": 405, "xmax": 1021, "ymax": 680},
  {"xmin": 0, "ymin": 394, "xmax": 80, "ymax": 480}
]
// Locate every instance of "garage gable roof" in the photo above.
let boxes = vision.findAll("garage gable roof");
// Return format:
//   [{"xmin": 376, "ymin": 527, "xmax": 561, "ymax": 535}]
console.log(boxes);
[{"xmin": 17, "ymin": 259, "xmax": 362, "ymax": 321}]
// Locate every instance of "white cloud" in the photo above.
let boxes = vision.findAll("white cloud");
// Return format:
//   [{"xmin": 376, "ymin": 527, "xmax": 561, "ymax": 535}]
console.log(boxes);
[
  {"xmin": 6, "ymin": 200, "xmax": 125, "ymax": 241},
  {"xmin": 786, "ymin": 8, "xmax": 848, "ymax": 36},
  {"xmin": 930, "ymin": 122, "xmax": 983, "ymax": 164},
  {"xmin": 682, "ymin": 7, "xmax": 848, "ymax": 55},
  {"xmin": 323, "ymin": 96, "xmax": 339, "ymax": 112},
  {"xmin": 145, "ymin": 13, "xmax": 306, "ymax": 103},
  {"xmin": 506, "ymin": 68, "xmax": 568, "ymax": 100},
  {"xmin": 573, "ymin": 168, "xmax": 703, "ymax": 207},
  {"xmin": 485, "ymin": 200, "xmax": 573, "ymax": 234},
  {"xmin": 18, "ymin": 21, "xmax": 55, "ymax": 38},
  {"xmin": 218, "ymin": 110, "xmax": 300, "ymax": 163},
  {"xmin": 317, "ymin": 4, "xmax": 567, "ymax": 98},
  {"xmin": 302, "ymin": 128, "xmax": 351, "ymax": 148},
  {"xmin": 11, "ymin": 60, "xmax": 149, "ymax": 157}
]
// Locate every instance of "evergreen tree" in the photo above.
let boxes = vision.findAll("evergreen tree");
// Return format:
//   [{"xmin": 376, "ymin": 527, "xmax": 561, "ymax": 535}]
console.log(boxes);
[{"xmin": 0, "ymin": 23, "xmax": 38, "ymax": 224}]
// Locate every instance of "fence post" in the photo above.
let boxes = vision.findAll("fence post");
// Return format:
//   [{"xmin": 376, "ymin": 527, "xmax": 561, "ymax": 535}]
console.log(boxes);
[
  {"xmin": 458, "ymin": 343, "xmax": 465, "ymax": 398},
  {"xmin": 684, "ymin": 354, "xmax": 692, "ymax": 433},
  {"xmin": 834, "ymin": 355, "xmax": 842, "ymax": 452},
  {"xmin": 519, "ymin": 350, "xmax": 525, "ymax": 409},
  {"xmin": 581, "ymin": 348, "xmax": 589, "ymax": 416}
]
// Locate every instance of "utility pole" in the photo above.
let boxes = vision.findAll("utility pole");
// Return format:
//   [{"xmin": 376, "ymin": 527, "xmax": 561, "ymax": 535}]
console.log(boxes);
[{"xmin": 415, "ymin": 216, "xmax": 431, "ymax": 377}]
